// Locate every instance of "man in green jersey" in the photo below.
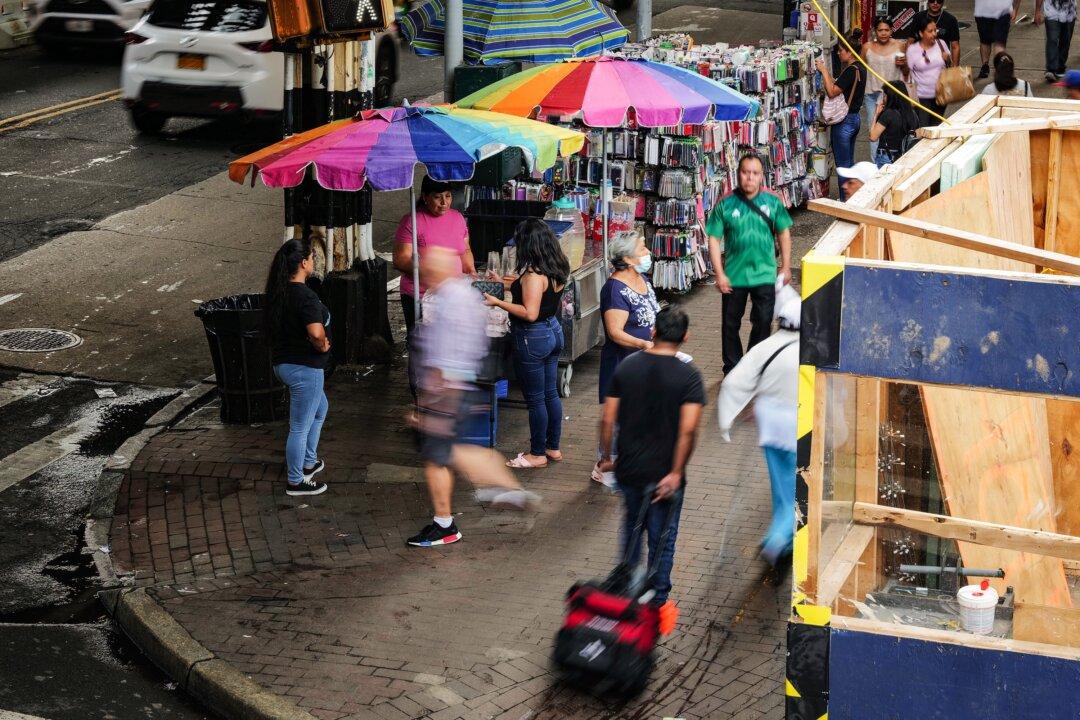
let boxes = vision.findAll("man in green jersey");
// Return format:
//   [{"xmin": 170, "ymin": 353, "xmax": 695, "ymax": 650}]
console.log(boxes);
[{"xmin": 706, "ymin": 154, "xmax": 793, "ymax": 374}]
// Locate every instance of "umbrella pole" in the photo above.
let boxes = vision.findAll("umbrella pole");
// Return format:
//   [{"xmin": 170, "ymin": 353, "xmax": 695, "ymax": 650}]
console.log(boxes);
[
  {"xmin": 411, "ymin": 186, "xmax": 420, "ymax": 325},
  {"xmin": 602, "ymin": 126, "xmax": 609, "ymax": 267}
]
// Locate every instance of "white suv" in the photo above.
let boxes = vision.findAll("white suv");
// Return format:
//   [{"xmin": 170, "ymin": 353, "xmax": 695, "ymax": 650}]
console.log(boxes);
[
  {"xmin": 29, "ymin": 0, "xmax": 152, "ymax": 53},
  {"xmin": 121, "ymin": 0, "xmax": 283, "ymax": 133}
]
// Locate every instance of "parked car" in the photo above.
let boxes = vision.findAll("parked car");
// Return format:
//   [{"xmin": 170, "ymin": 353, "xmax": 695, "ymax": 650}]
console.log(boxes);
[
  {"xmin": 121, "ymin": 0, "xmax": 399, "ymax": 134},
  {"xmin": 28, "ymin": 0, "xmax": 152, "ymax": 53}
]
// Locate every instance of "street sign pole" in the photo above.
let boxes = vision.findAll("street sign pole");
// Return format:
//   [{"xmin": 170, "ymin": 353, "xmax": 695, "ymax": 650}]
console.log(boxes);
[
  {"xmin": 445, "ymin": 0, "xmax": 463, "ymax": 101},
  {"xmin": 636, "ymin": 0, "xmax": 651, "ymax": 42}
]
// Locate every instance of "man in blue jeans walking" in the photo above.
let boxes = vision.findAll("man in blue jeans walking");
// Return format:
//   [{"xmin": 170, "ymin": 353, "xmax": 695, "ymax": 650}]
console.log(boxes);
[{"xmin": 598, "ymin": 306, "xmax": 705, "ymax": 610}]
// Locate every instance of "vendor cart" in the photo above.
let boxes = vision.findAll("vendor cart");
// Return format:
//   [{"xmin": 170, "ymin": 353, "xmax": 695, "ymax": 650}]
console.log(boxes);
[{"xmin": 556, "ymin": 253, "xmax": 606, "ymax": 397}]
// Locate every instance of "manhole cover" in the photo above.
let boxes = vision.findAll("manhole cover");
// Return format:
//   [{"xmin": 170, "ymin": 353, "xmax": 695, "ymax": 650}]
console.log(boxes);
[{"xmin": 0, "ymin": 328, "xmax": 83, "ymax": 353}]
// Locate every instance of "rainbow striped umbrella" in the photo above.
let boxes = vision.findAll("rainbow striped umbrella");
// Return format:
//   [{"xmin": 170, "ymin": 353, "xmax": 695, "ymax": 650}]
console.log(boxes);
[
  {"xmin": 453, "ymin": 55, "xmax": 760, "ymax": 126},
  {"xmin": 229, "ymin": 104, "xmax": 583, "ymax": 319},
  {"xmin": 454, "ymin": 57, "xmax": 758, "ymax": 258},
  {"xmin": 400, "ymin": 0, "xmax": 628, "ymax": 64},
  {"xmin": 229, "ymin": 104, "xmax": 584, "ymax": 191}
]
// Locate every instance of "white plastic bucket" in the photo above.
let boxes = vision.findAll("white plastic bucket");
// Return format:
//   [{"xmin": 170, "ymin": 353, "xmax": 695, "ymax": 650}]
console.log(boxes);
[{"xmin": 957, "ymin": 583, "xmax": 998, "ymax": 634}]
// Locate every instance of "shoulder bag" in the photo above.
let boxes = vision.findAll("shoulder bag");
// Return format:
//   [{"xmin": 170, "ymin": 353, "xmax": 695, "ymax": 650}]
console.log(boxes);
[
  {"xmin": 934, "ymin": 40, "xmax": 974, "ymax": 106},
  {"xmin": 822, "ymin": 65, "xmax": 859, "ymax": 125}
]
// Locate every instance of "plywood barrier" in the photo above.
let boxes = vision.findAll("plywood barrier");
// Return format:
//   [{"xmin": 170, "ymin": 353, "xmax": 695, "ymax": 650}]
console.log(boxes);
[{"xmin": 886, "ymin": 169, "xmax": 1070, "ymax": 608}]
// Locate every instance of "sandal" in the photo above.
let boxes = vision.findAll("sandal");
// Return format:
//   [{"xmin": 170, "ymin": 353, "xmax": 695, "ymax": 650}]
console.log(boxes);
[
  {"xmin": 545, "ymin": 450, "xmax": 563, "ymax": 462},
  {"xmin": 506, "ymin": 453, "xmax": 548, "ymax": 469}
]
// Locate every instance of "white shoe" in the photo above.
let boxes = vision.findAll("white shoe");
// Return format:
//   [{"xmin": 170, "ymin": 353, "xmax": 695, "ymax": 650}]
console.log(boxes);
[
  {"xmin": 590, "ymin": 462, "xmax": 617, "ymax": 489},
  {"xmin": 475, "ymin": 488, "xmax": 541, "ymax": 510}
]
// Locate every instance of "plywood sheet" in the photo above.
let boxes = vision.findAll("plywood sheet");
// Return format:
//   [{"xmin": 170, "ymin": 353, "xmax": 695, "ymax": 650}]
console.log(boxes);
[
  {"xmin": 982, "ymin": 130, "xmax": 1035, "ymax": 248},
  {"xmin": 1031, "ymin": 129, "xmax": 1050, "ymax": 247},
  {"xmin": 1014, "ymin": 603, "xmax": 1080, "ymax": 647},
  {"xmin": 1050, "ymin": 132, "xmax": 1080, "ymax": 250},
  {"xmin": 887, "ymin": 171, "xmax": 1069, "ymax": 608}
]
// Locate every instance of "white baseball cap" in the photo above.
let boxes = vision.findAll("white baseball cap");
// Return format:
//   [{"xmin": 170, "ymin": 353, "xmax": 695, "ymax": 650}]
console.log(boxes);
[{"xmin": 836, "ymin": 161, "xmax": 879, "ymax": 186}]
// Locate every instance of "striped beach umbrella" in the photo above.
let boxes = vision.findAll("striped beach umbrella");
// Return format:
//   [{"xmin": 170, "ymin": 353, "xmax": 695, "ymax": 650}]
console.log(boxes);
[
  {"xmin": 400, "ymin": 0, "xmax": 629, "ymax": 64},
  {"xmin": 453, "ymin": 55, "xmax": 760, "ymax": 127},
  {"xmin": 229, "ymin": 104, "xmax": 584, "ymax": 319}
]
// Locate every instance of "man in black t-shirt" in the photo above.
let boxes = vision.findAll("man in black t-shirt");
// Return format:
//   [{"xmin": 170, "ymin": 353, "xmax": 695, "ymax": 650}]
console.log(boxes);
[
  {"xmin": 599, "ymin": 306, "xmax": 706, "ymax": 608},
  {"xmin": 904, "ymin": 0, "xmax": 962, "ymax": 66}
]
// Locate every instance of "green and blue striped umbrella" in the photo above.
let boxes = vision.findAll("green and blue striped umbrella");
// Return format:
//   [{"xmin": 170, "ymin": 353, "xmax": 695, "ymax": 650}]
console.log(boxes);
[{"xmin": 400, "ymin": 0, "xmax": 629, "ymax": 64}]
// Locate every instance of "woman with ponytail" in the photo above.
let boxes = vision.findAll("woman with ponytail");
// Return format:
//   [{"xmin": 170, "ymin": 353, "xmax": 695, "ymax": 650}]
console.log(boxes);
[
  {"xmin": 981, "ymin": 51, "xmax": 1034, "ymax": 96},
  {"xmin": 265, "ymin": 238, "xmax": 331, "ymax": 496},
  {"xmin": 869, "ymin": 81, "xmax": 922, "ymax": 166}
]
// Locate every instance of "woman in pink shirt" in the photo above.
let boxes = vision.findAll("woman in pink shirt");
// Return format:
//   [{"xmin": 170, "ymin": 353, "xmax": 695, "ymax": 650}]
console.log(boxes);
[
  {"xmin": 903, "ymin": 15, "xmax": 950, "ymax": 127},
  {"xmin": 393, "ymin": 176, "xmax": 476, "ymax": 333}
]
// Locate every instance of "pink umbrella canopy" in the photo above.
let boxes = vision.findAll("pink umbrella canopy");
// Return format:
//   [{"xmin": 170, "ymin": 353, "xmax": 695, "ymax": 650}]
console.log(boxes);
[
  {"xmin": 453, "ymin": 55, "xmax": 760, "ymax": 127},
  {"xmin": 229, "ymin": 104, "xmax": 585, "ymax": 192}
]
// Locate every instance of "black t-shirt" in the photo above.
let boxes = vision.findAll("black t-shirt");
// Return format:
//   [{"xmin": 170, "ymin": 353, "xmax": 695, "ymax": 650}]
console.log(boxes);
[
  {"xmin": 903, "ymin": 10, "xmax": 960, "ymax": 45},
  {"xmin": 877, "ymin": 107, "xmax": 916, "ymax": 153},
  {"xmin": 608, "ymin": 352, "xmax": 707, "ymax": 489},
  {"xmin": 834, "ymin": 64, "xmax": 866, "ymax": 112},
  {"xmin": 271, "ymin": 283, "xmax": 330, "ymax": 369}
]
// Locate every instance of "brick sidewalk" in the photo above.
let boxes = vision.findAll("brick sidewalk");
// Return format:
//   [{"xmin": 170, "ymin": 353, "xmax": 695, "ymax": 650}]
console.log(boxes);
[{"xmin": 109, "ymin": 285, "xmax": 789, "ymax": 720}]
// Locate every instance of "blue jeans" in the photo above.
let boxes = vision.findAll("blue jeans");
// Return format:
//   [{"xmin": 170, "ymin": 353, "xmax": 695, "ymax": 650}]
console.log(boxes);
[
  {"xmin": 831, "ymin": 111, "xmax": 861, "ymax": 201},
  {"xmin": 617, "ymin": 483, "xmax": 683, "ymax": 603},
  {"xmin": 875, "ymin": 147, "xmax": 900, "ymax": 168},
  {"xmin": 511, "ymin": 317, "xmax": 563, "ymax": 456},
  {"xmin": 762, "ymin": 445, "xmax": 796, "ymax": 565},
  {"xmin": 274, "ymin": 363, "xmax": 329, "ymax": 485},
  {"xmin": 862, "ymin": 91, "xmax": 881, "ymax": 160},
  {"xmin": 1046, "ymin": 19, "xmax": 1075, "ymax": 75}
]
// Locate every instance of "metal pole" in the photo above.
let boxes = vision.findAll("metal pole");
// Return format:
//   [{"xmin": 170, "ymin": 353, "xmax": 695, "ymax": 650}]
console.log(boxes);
[
  {"xmin": 445, "ymin": 0, "xmax": 463, "ymax": 101},
  {"xmin": 283, "ymin": 52, "xmax": 296, "ymax": 244},
  {"xmin": 601, "ymin": 126, "xmax": 610, "ymax": 265},
  {"xmin": 411, "ymin": 185, "xmax": 420, "ymax": 324},
  {"xmin": 635, "ymin": 0, "xmax": 652, "ymax": 43}
]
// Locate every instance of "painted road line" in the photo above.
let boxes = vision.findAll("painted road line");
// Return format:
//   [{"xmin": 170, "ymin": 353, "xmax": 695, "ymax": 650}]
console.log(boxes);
[
  {"xmin": 0, "ymin": 293, "xmax": 23, "ymax": 305},
  {"xmin": 0, "ymin": 90, "xmax": 122, "ymax": 135},
  {"xmin": 0, "ymin": 420, "xmax": 84, "ymax": 494}
]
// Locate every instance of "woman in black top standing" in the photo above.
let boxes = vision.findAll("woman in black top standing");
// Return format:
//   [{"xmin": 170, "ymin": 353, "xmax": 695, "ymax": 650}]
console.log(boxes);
[
  {"xmin": 817, "ymin": 33, "xmax": 866, "ymax": 201},
  {"xmin": 870, "ymin": 81, "xmax": 921, "ymax": 166},
  {"xmin": 265, "ymin": 239, "xmax": 331, "ymax": 496},
  {"xmin": 484, "ymin": 218, "xmax": 569, "ymax": 469}
]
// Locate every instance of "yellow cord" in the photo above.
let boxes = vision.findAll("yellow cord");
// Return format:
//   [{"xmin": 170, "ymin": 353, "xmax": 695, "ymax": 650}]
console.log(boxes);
[{"xmin": 808, "ymin": 0, "xmax": 951, "ymax": 125}]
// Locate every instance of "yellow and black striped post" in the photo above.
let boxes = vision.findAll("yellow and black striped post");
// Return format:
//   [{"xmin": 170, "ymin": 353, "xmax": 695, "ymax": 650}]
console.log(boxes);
[{"xmin": 786, "ymin": 253, "xmax": 844, "ymax": 720}]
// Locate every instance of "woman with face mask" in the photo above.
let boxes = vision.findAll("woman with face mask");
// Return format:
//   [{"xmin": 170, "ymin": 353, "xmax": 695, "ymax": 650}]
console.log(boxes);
[{"xmin": 591, "ymin": 230, "xmax": 660, "ymax": 487}]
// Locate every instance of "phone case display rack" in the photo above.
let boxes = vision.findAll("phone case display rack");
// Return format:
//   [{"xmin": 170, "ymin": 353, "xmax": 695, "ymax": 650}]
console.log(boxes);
[{"xmin": 462, "ymin": 36, "xmax": 826, "ymax": 293}]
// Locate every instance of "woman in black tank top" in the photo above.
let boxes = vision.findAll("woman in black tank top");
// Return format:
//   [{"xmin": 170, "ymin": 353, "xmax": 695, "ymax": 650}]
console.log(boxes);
[{"xmin": 484, "ymin": 218, "xmax": 570, "ymax": 468}]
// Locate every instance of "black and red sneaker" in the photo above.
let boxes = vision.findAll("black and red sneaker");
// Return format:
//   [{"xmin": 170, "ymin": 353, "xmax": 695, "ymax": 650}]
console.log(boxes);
[{"xmin": 406, "ymin": 521, "xmax": 462, "ymax": 548}]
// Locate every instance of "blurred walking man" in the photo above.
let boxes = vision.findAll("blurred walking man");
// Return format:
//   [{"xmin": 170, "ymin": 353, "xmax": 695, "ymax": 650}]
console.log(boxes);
[
  {"xmin": 717, "ymin": 281, "xmax": 801, "ymax": 573},
  {"xmin": 408, "ymin": 248, "xmax": 538, "ymax": 548}
]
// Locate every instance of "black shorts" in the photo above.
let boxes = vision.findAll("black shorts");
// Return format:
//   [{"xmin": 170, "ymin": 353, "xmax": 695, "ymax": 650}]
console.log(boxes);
[
  {"xmin": 417, "ymin": 390, "xmax": 478, "ymax": 466},
  {"xmin": 975, "ymin": 14, "xmax": 1010, "ymax": 46}
]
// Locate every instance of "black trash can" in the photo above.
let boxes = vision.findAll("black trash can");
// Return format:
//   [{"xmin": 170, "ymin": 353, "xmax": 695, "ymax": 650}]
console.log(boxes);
[{"xmin": 194, "ymin": 294, "xmax": 285, "ymax": 424}]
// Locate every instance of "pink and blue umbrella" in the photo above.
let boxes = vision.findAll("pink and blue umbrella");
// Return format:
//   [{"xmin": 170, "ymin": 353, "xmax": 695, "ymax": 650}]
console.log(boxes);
[{"xmin": 229, "ymin": 105, "xmax": 584, "ymax": 319}]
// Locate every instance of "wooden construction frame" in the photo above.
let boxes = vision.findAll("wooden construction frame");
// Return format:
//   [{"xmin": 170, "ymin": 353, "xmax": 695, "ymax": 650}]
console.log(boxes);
[{"xmin": 786, "ymin": 95, "xmax": 1080, "ymax": 720}]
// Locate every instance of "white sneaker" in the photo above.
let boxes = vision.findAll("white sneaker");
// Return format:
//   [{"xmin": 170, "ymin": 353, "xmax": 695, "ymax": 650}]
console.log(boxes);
[{"xmin": 475, "ymin": 488, "xmax": 542, "ymax": 510}]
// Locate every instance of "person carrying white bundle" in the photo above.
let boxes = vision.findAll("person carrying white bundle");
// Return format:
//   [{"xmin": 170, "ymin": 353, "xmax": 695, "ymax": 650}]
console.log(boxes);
[{"xmin": 717, "ymin": 279, "xmax": 800, "ymax": 572}]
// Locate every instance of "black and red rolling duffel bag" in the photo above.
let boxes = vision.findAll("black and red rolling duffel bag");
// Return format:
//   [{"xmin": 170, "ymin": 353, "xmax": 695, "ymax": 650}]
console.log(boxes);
[{"xmin": 552, "ymin": 486, "xmax": 681, "ymax": 695}]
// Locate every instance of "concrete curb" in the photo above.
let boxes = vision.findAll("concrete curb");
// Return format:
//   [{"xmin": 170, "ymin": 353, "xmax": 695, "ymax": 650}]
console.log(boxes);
[
  {"xmin": 105, "ymin": 588, "xmax": 318, "ymax": 720},
  {"xmin": 89, "ymin": 375, "xmax": 316, "ymax": 719}
]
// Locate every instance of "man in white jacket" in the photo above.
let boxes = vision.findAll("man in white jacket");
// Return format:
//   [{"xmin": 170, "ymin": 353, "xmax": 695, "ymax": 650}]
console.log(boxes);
[{"xmin": 717, "ymin": 280, "xmax": 800, "ymax": 568}]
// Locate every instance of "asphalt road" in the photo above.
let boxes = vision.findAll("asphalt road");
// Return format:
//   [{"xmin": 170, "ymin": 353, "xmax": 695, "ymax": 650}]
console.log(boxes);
[
  {"xmin": 0, "ymin": 1, "xmax": 781, "ymax": 262},
  {"xmin": 0, "ymin": 370, "xmax": 207, "ymax": 719}
]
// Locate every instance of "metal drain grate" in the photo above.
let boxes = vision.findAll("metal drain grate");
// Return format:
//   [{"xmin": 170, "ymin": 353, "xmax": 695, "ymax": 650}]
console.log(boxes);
[{"xmin": 0, "ymin": 328, "xmax": 83, "ymax": 353}]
